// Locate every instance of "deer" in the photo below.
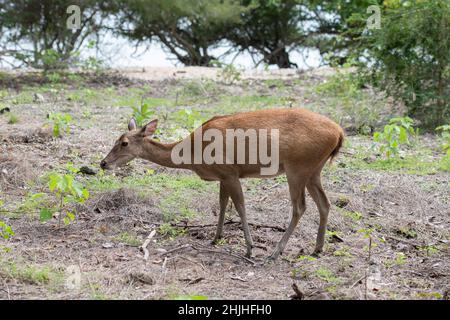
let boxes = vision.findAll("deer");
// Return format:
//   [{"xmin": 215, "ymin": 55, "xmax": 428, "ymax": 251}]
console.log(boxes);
[{"xmin": 100, "ymin": 108, "xmax": 344, "ymax": 261}]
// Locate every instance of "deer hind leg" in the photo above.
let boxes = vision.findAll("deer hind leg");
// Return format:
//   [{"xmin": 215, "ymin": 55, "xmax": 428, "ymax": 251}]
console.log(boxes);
[
  {"xmin": 306, "ymin": 172, "xmax": 331, "ymax": 255},
  {"xmin": 213, "ymin": 181, "xmax": 229, "ymax": 244},
  {"xmin": 268, "ymin": 171, "xmax": 306, "ymax": 260},
  {"xmin": 222, "ymin": 178, "xmax": 253, "ymax": 258}
]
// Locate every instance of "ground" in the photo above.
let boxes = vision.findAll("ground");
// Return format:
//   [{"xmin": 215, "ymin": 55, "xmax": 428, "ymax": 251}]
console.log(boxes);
[{"xmin": 0, "ymin": 67, "xmax": 448, "ymax": 300}]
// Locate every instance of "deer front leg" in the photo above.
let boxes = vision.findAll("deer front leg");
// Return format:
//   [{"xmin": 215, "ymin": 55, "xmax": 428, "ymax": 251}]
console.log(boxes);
[
  {"xmin": 268, "ymin": 173, "xmax": 306, "ymax": 261},
  {"xmin": 223, "ymin": 178, "xmax": 253, "ymax": 258},
  {"xmin": 213, "ymin": 181, "xmax": 229, "ymax": 244}
]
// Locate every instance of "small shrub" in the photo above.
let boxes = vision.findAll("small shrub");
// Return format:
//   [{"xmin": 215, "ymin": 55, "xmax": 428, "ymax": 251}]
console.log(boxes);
[
  {"xmin": 132, "ymin": 102, "xmax": 155, "ymax": 127},
  {"xmin": 315, "ymin": 267, "xmax": 340, "ymax": 284},
  {"xmin": 40, "ymin": 170, "xmax": 89, "ymax": 227},
  {"xmin": 157, "ymin": 223, "xmax": 185, "ymax": 239},
  {"xmin": 436, "ymin": 125, "xmax": 450, "ymax": 156},
  {"xmin": 7, "ymin": 114, "xmax": 18, "ymax": 124},
  {"xmin": 373, "ymin": 117, "xmax": 419, "ymax": 158},
  {"xmin": 46, "ymin": 72, "xmax": 61, "ymax": 84},
  {"xmin": 47, "ymin": 113, "xmax": 72, "ymax": 138},
  {"xmin": 175, "ymin": 108, "xmax": 205, "ymax": 131},
  {"xmin": 212, "ymin": 60, "xmax": 242, "ymax": 85},
  {"xmin": 0, "ymin": 220, "xmax": 14, "ymax": 240},
  {"xmin": 115, "ymin": 232, "xmax": 141, "ymax": 247}
]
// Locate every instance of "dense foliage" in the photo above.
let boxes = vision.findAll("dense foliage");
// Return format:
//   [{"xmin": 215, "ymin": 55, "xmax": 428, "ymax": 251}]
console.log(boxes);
[
  {"xmin": 349, "ymin": 0, "xmax": 449, "ymax": 127},
  {"xmin": 0, "ymin": 0, "xmax": 448, "ymax": 126}
]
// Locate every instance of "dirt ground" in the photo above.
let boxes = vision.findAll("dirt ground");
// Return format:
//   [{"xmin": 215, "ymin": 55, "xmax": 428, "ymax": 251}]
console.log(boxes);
[{"xmin": 0, "ymin": 67, "xmax": 448, "ymax": 300}]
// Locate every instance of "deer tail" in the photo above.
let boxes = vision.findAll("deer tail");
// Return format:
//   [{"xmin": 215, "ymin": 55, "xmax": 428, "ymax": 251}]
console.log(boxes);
[{"xmin": 329, "ymin": 129, "xmax": 344, "ymax": 163}]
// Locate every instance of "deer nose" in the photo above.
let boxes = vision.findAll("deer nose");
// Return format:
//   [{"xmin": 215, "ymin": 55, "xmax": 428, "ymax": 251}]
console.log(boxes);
[{"xmin": 100, "ymin": 160, "xmax": 107, "ymax": 169}]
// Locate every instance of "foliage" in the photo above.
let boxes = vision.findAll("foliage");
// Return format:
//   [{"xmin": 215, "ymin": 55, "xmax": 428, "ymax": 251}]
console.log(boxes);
[
  {"xmin": 216, "ymin": 62, "xmax": 242, "ymax": 85},
  {"xmin": 349, "ymin": 0, "xmax": 450, "ymax": 128},
  {"xmin": 315, "ymin": 267, "xmax": 340, "ymax": 283},
  {"xmin": 0, "ymin": 220, "xmax": 14, "ymax": 240},
  {"xmin": 115, "ymin": 232, "xmax": 141, "ymax": 247},
  {"xmin": 227, "ymin": 0, "xmax": 306, "ymax": 68},
  {"xmin": 112, "ymin": 0, "xmax": 246, "ymax": 66},
  {"xmin": 436, "ymin": 125, "xmax": 450, "ymax": 156},
  {"xmin": 7, "ymin": 114, "xmax": 18, "ymax": 124},
  {"xmin": 175, "ymin": 108, "xmax": 205, "ymax": 131},
  {"xmin": 373, "ymin": 117, "xmax": 418, "ymax": 158},
  {"xmin": 132, "ymin": 102, "xmax": 155, "ymax": 127},
  {"xmin": 0, "ymin": 0, "xmax": 106, "ymax": 70},
  {"xmin": 40, "ymin": 170, "xmax": 89, "ymax": 227},
  {"xmin": 47, "ymin": 113, "xmax": 72, "ymax": 138},
  {"xmin": 157, "ymin": 223, "xmax": 185, "ymax": 239}
]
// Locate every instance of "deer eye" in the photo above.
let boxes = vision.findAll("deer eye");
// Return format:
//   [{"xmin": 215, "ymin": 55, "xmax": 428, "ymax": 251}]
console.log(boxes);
[{"xmin": 121, "ymin": 141, "xmax": 128, "ymax": 147}]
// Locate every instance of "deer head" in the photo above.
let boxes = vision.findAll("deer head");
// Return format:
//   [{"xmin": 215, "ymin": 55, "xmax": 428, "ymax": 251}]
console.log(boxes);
[{"xmin": 100, "ymin": 118, "xmax": 158, "ymax": 170}]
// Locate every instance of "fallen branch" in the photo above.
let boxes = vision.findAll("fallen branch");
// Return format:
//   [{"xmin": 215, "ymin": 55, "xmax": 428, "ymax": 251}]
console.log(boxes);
[
  {"xmin": 384, "ymin": 235, "xmax": 422, "ymax": 249},
  {"xmin": 230, "ymin": 275, "xmax": 247, "ymax": 282},
  {"xmin": 140, "ymin": 230, "xmax": 156, "ymax": 261},
  {"xmin": 290, "ymin": 282, "xmax": 304, "ymax": 300},
  {"xmin": 160, "ymin": 244, "xmax": 192, "ymax": 256},
  {"xmin": 191, "ymin": 245, "xmax": 256, "ymax": 265},
  {"xmin": 173, "ymin": 220, "xmax": 286, "ymax": 232}
]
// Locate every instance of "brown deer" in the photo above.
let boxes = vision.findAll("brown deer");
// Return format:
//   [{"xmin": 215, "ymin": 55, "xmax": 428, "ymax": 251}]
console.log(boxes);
[{"xmin": 100, "ymin": 108, "xmax": 344, "ymax": 260}]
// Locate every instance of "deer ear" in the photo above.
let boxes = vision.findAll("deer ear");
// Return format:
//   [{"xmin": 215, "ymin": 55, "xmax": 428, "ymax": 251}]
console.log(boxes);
[
  {"xmin": 141, "ymin": 119, "xmax": 158, "ymax": 137},
  {"xmin": 128, "ymin": 118, "xmax": 137, "ymax": 131}
]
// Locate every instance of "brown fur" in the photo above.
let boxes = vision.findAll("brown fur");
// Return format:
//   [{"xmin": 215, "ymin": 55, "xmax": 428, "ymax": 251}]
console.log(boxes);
[{"xmin": 101, "ymin": 108, "xmax": 344, "ymax": 260}]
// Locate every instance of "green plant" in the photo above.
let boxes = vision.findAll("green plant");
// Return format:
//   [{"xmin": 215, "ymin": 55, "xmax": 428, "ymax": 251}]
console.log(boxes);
[
  {"xmin": 175, "ymin": 108, "xmax": 205, "ymax": 131},
  {"xmin": 169, "ymin": 294, "xmax": 208, "ymax": 300},
  {"xmin": 373, "ymin": 117, "xmax": 419, "ymax": 158},
  {"xmin": 315, "ymin": 267, "xmax": 340, "ymax": 284},
  {"xmin": 394, "ymin": 252, "xmax": 406, "ymax": 265},
  {"xmin": 350, "ymin": 0, "xmax": 450, "ymax": 128},
  {"xmin": 343, "ymin": 210, "xmax": 363, "ymax": 222},
  {"xmin": 132, "ymin": 102, "xmax": 155, "ymax": 127},
  {"xmin": 7, "ymin": 114, "xmax": 18, "ymax": 124},
  {"xmin": 46, "ymin": 72, "xmax": 61, "ymax": 84},
  {"xmin": 419, "ymin": 245, "xmax": 439, "ymax": 257},
  {"xmin": 396, "ymin": 227, "xmax": 417, "ymax": 239},
  {"xmin": 0, "ymin": 221, "xmax": 14, "ymax": 240},
  {"xmin": 333, "ymin": 246, "xmax": 353, "ymax": 258},
  {"xmin": 47, "ymin": 113, "xmax": 72, "ymax": 138},
  {"xmin": 436, "ymin": 125, "xmax": 450, "ymax": 156},
  {"xmin": 115, "ymin": 232, "xmax": 141, "ymax": 247},
  {"xmin": 157, "ymin": 223, "xmax": 185, "ymax": 239},
  {"xmin": 218, "ymin": 62, "xmax": 242, "ymax": 85},
  {"xmin": 40, "ymin": 171, "xmax": 89, "ymax": 227},
  {"xmin": 436, "ymin": 125, "xmax": 450, "ymax": 171}
]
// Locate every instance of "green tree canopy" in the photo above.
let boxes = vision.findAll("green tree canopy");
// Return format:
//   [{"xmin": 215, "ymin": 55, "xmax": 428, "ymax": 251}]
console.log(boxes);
[
  {"xmin": 349, "ymin": 0, "xmax": 450, "ymax": 127},
  {"xmin": 0, "ymin": 0, "xmax": 105, "ymax": 70},
  {"xmin": 113, "ymin": 0, "xmax": 246, "ymax": 66}
]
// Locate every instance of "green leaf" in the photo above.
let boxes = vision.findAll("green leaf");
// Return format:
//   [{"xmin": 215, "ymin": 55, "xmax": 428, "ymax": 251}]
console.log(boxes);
[
  {"xmin": 0, "ymin": 221, "xmax": 15, "ymax": 240},
  {"xmin": 40, "ymin": 208, "xmax": 53, "ymax": 222},
  {"xmin": 64, "ymin": 212, "xmax": 75, "ymax": 225},
  {"xmin": 399, "ymin": 127, "xmax": 408, "ymax": 143},
  {"xmin": 82, "ymin": 188, "xmax": 90, "ymax": 200}
]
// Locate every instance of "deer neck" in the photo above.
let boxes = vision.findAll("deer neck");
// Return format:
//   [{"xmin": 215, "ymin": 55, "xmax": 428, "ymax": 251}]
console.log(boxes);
[{"xmin": 140, "ymin": 139, "xmax": 190, "ymax": 169}]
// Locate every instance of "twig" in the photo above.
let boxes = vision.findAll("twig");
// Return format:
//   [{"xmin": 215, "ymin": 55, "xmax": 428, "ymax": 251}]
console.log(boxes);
[
  {"xmin": 160, "ymin": 244, "xmax": 192, "ymax": 256},
  {"xmin": 384, "ymin": 235, "xmax": 422, "ymax": 248},
  {"xmin": 290, "ymin": 282, "xmax": 304, "ymax": 300},
  {"xmin": 174, "ymin": 220, "xmax": 286, "ymax": 232},
  {"xmin": 140, "ymin": 230, "xmax": 156, "ymax": 261},
  {"xmin": 350, "ymin": 275, "xmax": 367, "ymax": 289},
  {"xmin": 230, "ymin": 275, "xmax": 247, "ymax": 282},
  {"xmin": 191, "ymin": 245, "xmax": 256, "ymax": 265}
]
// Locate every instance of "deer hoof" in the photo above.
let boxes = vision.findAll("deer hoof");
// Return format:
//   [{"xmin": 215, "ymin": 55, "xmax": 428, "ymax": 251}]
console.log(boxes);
[{"xmin": 311, "ymin": 250, "xmax": 322, "ymax": 258}]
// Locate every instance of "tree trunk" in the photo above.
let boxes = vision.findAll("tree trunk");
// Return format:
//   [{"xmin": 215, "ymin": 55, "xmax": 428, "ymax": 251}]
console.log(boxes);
[{"xmin": 265, "ymin": 48, "xmax": 297, "ymax": 68}]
